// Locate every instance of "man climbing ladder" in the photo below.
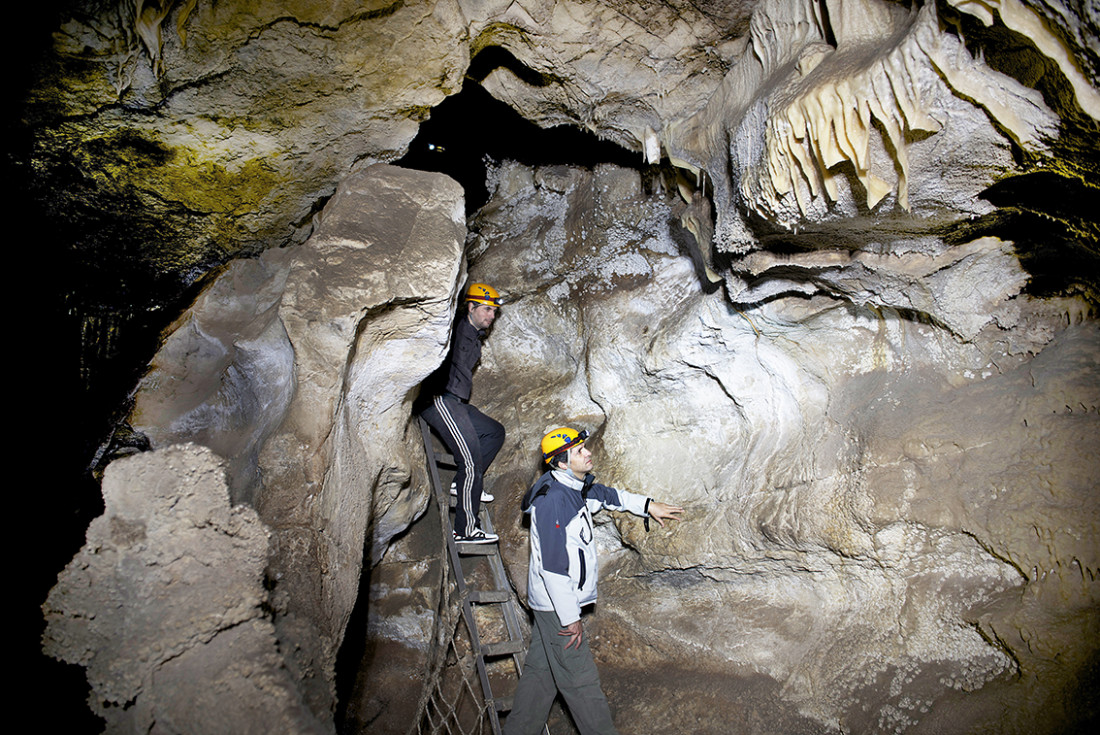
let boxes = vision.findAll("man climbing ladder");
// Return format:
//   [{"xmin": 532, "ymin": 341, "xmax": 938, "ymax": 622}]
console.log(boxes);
[{"xmin": 420, "ymin": 282, "xmax": 506, "ymax": 543}]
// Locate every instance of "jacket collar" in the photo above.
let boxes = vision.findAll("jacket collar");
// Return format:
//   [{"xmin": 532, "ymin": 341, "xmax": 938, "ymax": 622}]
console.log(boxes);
[
  {"xmin": 521, "ymin": 468, "xmax": 596, "ymax": 512},
  {"xmin": 551, "ymin": 469, "xmax": 586, "ymax": 490}
]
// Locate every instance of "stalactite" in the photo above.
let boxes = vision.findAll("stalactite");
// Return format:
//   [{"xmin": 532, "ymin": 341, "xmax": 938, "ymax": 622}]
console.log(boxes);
[
  {"xmin": 949, "ymin": 0, "xmax": 1100, "ymax": 120},
  {"xmin": 741, "ymin": 2, "xmax": 1061, "ymax": 229}
]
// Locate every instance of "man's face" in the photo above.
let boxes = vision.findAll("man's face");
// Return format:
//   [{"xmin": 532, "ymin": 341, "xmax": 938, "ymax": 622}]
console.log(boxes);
[
  {"xmin": 468, "ymin": 302, "xmax": 498, "ymax": 330},
  {"xmin": 565, "ymin": 443, "xmax": 593, "ymax": 477}
]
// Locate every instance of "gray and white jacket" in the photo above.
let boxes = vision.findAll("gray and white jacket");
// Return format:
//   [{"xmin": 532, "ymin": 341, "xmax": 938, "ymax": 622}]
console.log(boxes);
[{"xmin": 520, "ymin": 469, "xmax": 650, "ymax": 626}]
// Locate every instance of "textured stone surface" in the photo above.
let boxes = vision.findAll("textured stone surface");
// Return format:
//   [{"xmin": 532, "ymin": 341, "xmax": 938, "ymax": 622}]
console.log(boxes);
[
  {"xmin": 129, "ymin": 246, "xmax": 296, "ymax": 504},
  {"xmin": 31, "ymin": 0, "xmax": 1100, "ymax": 732},
  {"xmin": 29, "ymin": 0, "xmax": 469, "ymax": 270},
  {"xmin": 42, "ymin": 443, "xmax": 326, "ymax": 734},
  {"xmin": 128, "ymin": 163, "xmax": 467, "ymax": 722},
  {"xmin": 466, "ymin": 161, "xmax": 1098, "ymax": 734},
  {"xmin": 338, "ymin": 500, "xmax": 446, "ymax": 735},
  {"xmin": 23, "ymin": 0, "xmax": 1099, "ymax": 320}
]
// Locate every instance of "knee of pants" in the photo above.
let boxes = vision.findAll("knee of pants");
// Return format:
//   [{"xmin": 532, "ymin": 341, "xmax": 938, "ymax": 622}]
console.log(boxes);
[
  {"xmin": 451, "ymin": 445, "xmax": 481, "ymax": 474},
  {"xmin": 552, "ymin": 656, "xmax": 602, "ymax": 689}
]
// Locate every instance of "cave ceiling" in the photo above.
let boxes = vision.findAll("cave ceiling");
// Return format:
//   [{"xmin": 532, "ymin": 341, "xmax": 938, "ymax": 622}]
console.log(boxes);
[{"xmin": 20, "ymin": 1, "xmax": 1100, "ymax": 323}]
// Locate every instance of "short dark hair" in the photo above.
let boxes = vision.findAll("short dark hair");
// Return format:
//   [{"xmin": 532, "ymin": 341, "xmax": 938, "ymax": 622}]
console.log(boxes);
[{"xmin": 549, "ymin": 449, "xmax": 569, "ymax": 470}]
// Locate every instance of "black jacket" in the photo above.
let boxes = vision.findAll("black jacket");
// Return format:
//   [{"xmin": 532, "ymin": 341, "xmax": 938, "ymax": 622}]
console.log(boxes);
[{"xmin": 425, "ymin": 316, "xmax": 483, "ymax": 402}]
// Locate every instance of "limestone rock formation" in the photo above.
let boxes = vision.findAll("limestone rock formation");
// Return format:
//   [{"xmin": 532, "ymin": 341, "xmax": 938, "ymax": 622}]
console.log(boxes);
[
  {"xmin": 25, "ymin": 1, "xmax": 1099, "ymax": 308},
  {"xmin": 29, "ymin": 0, "xmax": 469, "ymax": 273},
  {"xmin": 25, "ymin": 0, "xmax": 1100, "ymax": 733},
  {"xmin": 124, "ymin": 162, "xmax": 467, "ymax": 723},
  {"xmin": 466, "ymin": 160, "xmax": 1098, "ymax": 733},
  {"xmin": 42, "ymin": 443, "xmax": 327, "ymax": 734}
]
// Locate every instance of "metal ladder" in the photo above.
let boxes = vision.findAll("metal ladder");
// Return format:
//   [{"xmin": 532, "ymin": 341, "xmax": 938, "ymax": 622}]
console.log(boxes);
[{"xmin": 418, "ymin": 416, "xmax": 548, "ymax": 735}]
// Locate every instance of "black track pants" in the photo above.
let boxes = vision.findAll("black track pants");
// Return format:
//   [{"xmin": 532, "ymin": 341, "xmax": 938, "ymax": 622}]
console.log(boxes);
[{"xmin": 421, "ymin": 395, "xmax": 505, "ymax": 535}]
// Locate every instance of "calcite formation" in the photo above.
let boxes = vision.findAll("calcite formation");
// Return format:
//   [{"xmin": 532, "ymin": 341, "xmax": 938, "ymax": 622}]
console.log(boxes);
[
  {"xmin": 28, "ymin": 0, "xmax": 1100, "ymax": 733},
  {"xmin": 25, "ymin": 1, "xmax": 1099, "ymax": 292},
  {"xmin": 465, "ymin": 162, "xmax": 1098, "ymax": 732},
  {"xmin": 42, "ymin": 443, "xmax": 327, "ymax": 734}
]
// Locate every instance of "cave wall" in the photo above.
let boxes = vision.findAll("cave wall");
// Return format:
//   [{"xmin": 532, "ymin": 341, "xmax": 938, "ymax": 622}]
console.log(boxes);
[
  {"xmin": 24, "ymin": 1, "xmax": 1100, "ymax": 331},
  {"xmin": 467, "ymin": 160, "xmax": 1099, "ymax": 733},
  {"xmin": 46, "ymin": 163, "xmax": 467, "ymax": 730},
  {"xmin": 28, "ymin": 0, "xmax": 1100, "ymax": 732}
]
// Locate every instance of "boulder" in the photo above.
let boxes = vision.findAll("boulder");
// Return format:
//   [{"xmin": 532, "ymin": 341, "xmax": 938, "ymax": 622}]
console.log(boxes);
[
  {"xmin": 127, "ymin": 163, "xmax": 467, "ymax": 721},
  {"xmin": 42, "ymin": 443, "xmax": 327, "ymax": 734}
]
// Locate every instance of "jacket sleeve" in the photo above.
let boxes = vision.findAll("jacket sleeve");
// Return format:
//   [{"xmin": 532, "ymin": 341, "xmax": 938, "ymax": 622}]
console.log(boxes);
[
  {"xmin": 533, "ymin": 495, "xmax": 582, "ymax": 626},
  {"xmin": 587, "ymin": 483, "xmax": 650, "ymax": 517}
]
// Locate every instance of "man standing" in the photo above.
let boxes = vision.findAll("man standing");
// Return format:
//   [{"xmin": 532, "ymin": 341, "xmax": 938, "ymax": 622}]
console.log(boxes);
[
  {"xmin": 504, "ymin": 427, "xmax": 684, "ymax": 734},
  {"xmin": 421, "ymin": 283, "xmax": 506, "ymax": 543}
]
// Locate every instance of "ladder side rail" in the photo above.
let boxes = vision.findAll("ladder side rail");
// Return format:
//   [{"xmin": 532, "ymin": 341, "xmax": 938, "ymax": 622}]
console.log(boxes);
[
  {"xmin": 420, "ymin": 416, "xmax": 504, "ymax": 733},
  {"xmin": 419, "ymin": 416, "xmax": 545, "ymax": 734},
  {"xmin": 484, "ymin": 550, "xmax": 528, "ymax": 672},
  {"xmin": 476, "ymin": 506, "xmax": 530, "ymax": 674},
  {"xmin": 461, "ymin": 596, "xmax": 500, "ymax": 733}
]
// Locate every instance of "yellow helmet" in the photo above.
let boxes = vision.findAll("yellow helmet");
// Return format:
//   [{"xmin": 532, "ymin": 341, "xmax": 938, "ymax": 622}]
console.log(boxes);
[
  {"xmin": 466, "ymin": 283, "xmax": 502, "ymax": 307},
  {"xmin": 540, "ymin": 427, "xmax": 590, "ymax": 464}
]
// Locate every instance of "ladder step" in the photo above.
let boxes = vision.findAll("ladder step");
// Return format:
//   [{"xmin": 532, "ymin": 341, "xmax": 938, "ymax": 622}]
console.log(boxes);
[
  {"xmin": 481, "ymin": 639, "xmax": 526, "ymax": 658},
  {"xmin": 456, "ymin": 542, "xmax": 497, "ymax": 555},
  {"xmin": 471, "ymin": 589, "xmax": 511, "ymax": 604},
  {"xmin": 493, "ymin": 696, "xmax": 513, "ymax": 712}
]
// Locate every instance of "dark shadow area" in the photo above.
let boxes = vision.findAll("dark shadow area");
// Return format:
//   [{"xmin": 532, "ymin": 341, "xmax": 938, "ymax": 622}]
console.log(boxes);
[
  {"xmin": 395, "ymin": 48, "xmax": 642, "ymax": 214},
  {"xmin": 333, "ymin": 440, "xmax": 447, "ymax": 733},
  {"xmin": 980, "ymin": 170, "xmax": 1100, "ymax": 229},
  {"xmin": 943, "ymin": 172, "xmax": 1100, "ymax": 301},
  {"xmin": 334, "ymin": 538, "xmax": 374, "ymax": 734},
  {"xmin": 8, "ymin": 3, "xmax": 164, "ymax": 728},
  {"xmin": 933, "ymin": 0, "xmax": 1100, "ymax": 301},
  {"xmin": 937, "ymin": 0, "xmax": 1099, "ymax": 134}
]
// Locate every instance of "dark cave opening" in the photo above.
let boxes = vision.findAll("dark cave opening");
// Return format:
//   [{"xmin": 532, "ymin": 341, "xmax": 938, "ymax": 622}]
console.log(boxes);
[
  {"xmin": 979, "ymin": 172, "xmax": 1100, "ymax": 299},
  {"xmin": 394, "ymin": 50, "xmax": 646, "ymax": 215},
  {"xmin": 935, "ymin": 171, "xmax": 1100, "ymax": 303},
  {"xmin": 933, "ymin": 0, "xmax": 1100, "ymax": 302},
  {"xmin": 394, "ymin": 48, "xmax": 721, "ymax": 294}
]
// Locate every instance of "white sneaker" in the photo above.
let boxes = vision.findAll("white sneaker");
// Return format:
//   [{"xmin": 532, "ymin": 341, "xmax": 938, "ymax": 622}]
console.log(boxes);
[
  {"xmin": 453, "ymin": 528, "xmax": 498, "ymax": 544},
  {"xmin": 450, "ymin": 481, "xmax": 494, "ymax": 502}
]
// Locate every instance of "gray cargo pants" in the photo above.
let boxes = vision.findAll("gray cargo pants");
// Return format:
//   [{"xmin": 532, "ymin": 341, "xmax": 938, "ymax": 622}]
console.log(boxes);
[{"xmin": 502, "ymin": 610, "xmax": 618, "ymax": 735}]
